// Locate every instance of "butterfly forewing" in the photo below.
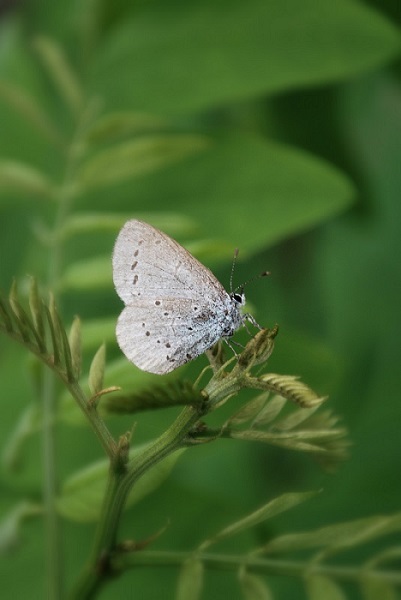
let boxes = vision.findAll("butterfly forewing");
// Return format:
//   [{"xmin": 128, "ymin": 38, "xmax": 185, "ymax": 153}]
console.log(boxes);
[{"xmin": 113, "ymin": 220, "xmax": 226, "ymax": 304}]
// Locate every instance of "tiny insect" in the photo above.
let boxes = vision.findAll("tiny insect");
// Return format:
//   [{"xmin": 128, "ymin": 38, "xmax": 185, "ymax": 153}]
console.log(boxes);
[{"xmin": 112, "ymin": 219, "xmax": 267, "ymax": 374}]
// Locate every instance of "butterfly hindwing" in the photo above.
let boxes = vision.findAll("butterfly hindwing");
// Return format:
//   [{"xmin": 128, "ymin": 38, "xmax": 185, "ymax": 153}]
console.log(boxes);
[{"xmin": 116, "ymin": 299, "xmax": 225, "ymax": 374}]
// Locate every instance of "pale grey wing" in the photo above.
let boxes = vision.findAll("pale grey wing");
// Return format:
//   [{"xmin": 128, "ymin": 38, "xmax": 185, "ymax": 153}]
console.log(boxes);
[
  {"xmin": 116, "ymin": 299, "xmax": 225, "ymax": 374},
  {"xmin": 113, "ymin": 219, "xmax": 227, "ymax": 305}
]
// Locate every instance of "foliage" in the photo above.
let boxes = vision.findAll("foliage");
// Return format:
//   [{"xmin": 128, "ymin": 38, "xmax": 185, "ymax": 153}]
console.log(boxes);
[{"xmin": 0, "ymin": 1, "xmax": 400, "ymax": 599}]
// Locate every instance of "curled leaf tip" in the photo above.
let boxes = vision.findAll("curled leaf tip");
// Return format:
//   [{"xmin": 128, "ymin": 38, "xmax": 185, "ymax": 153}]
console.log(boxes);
[{"xmin": 236, "ymin": 326, "xmax": 279, "ymax": 370}]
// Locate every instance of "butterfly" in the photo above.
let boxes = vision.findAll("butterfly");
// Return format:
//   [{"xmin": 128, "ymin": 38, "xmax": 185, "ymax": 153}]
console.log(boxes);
[{"xmin": 113, "ymin": 219, "xmax": 264, "ymax": 374}]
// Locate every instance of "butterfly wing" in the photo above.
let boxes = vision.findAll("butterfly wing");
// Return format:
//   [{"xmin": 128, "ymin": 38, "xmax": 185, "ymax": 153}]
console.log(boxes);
[
  {"xmin": 112, "ymin": 220, "xmax": 235, "ymax": 373},
  {"xmin": 116, "ymin": 298, "xmax": 226, "ymax": 374},
  {"xmin": 113, "ymin": 219, "xmax": 226, "ymax": 305}
]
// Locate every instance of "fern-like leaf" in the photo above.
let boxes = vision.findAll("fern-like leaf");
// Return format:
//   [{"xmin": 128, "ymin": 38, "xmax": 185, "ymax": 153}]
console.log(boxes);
[
  {"xmin": 0, "ymin": 279, "xmax": 77, "ymax": 385},
  {"xmin": 221, "ymin": 390, "xmax": 349, "ymax": 468},
  {"xmin": 102, "ymin": 380, "xmax": 205, "ymax": 414},
  {"xmin": 258, "ymin": 373, "xmax": 326, "ymax": 408}
]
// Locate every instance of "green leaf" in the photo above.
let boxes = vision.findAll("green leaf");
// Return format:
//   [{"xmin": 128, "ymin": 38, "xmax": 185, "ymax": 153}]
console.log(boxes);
[
  {"xmin": 231, "ymin": 429, "xmax": 339, "ymax": 455},
  {"xmin": 88, "ymin": 344, "xmax": 106, "ymax": 395},
  {"xmin": 305, "ymin": 575, "xmax": 346, "ymax": 600},
  {"xmin": 0, "ymin": 296, "xmax": 13, "ymax": 333},
  {"xmin": 91, "ymin": 0, "xmax": 401, "ymax": 114},
  {"xmin": 182, "ymin": 238, "xmax": 238, "ymax": 265},
  {"xmin": 252, "ymin": 395, "xmax": 287, "ymax": 427},
  {"xmin": 238, "ymin": 570, "xmax": 273, "ymax": 600},
  {"xmin": 60, "ymin": 256, "xmax": 111, "ymax": 291},
  {"xmin": 58, "ymin": 211, "xmax": 197, "ymax": 239},
  {"xmin": 102, "ymin": 379, "xmax": 203, "ymax": 415},
  {"xmin": 0, "ymin": 502, "xmax": 42, "ymax": 554},
  {"xmin": 56, "ymin": 445, "xmax": 185, "ymax": 522},
  {"xmin": 199, "ymin": 490, "xmax": 318, "ymax": 550},
  {"xmin": 274, "ymin": 406, "xmax": 321, "ymax": 431},
  {"xmin": 176, "ymin": 559, "xmax": 204, "ymax": 600},
  {"xmin": 313, "ymin": 513, "xmax": 401, "ymax": 562},
  {"xmin": 1, "ymin": 404, "xmax": 43, "ymax": 471},
  {"xmin": 360, "ymin": 577, "xmax": 398, "ymax": 600},
  {"xmin": 45, "ymin": 293, "xmax": 74, "ymax": 380},
  {"xmin": 261, "ymin": 513, "xmax": 401, "ymax": 555},
  {"xmin": 0, "ymin": 80, "xmax": 64, "ymax": 146},
  {"xmin": 9, "ymin": 281, "xmax": 33, "ymax": 343},
  {"xmin": 68, "ymin": 316, "xmax": 82, "ymax": 379},
  {"xmin": 226, "ymin": 393, "xmax": 269, "ymax": 427},
  {"xmin": 366, "ymin": 546, "xmax": 401, "ymax": 569},
  {"xmin": 60, "ymin": 318, "xmax": 75, "ymax": 382},
  {"xmin": 47, "ymin": 293, "xmax": 62, "ymax": 366},
  {"xmin": 28, "ymin": 278, "xmax": 45, "ymax": 350},
  {"xmin": 85, "ymin": 111, "xmax": 169, "ymax": 144},
  {"xmin": 32, "ymin": 36, "xmax": 83, "ymax": 114},
  {"xmin": 79, "ymin": 134, "xmax": 210, "ymax": 189},
  {"xmin": 258, "ymin": 374, "xmax": 326, "ymax": 408},
  {"xmin": 0, "ymin": 160, "xmax": 54, "ymax": 200},
  {"xmin": 117, "ymin": 134, "xmax": 355, "ymax": 252}
]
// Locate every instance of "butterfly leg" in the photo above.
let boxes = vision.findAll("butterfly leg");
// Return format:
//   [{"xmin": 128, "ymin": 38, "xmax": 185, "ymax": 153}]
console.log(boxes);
[
  {"xmin": 223, "ymin": 337, "xmax": 245, "ymax": 356},
  {"xmin": 243, "ymin": 313, "xmax": 263, "ymax": 331}
]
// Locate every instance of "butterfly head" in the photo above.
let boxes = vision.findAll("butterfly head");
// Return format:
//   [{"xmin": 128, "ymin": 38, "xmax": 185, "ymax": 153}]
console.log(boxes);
[
  {"xmin": 230, "ymin": 290, "xmax": 246, "ymax": 307},
  {"xmin": 230, "ymin": 248, "xmax": 269, "ymax": 298}
]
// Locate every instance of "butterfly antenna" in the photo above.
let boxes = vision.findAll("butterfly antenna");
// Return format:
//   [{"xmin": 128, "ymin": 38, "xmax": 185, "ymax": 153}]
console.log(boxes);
[
  {"xmin": 230, "ymin": 248, "xmax": 240, "ymax": 293},
  {"xmin": 234, "ymin": 270, "xmax": 270, "ymax": 293},
  {"xmin": 230, "ymin": 248, "xmax": 270, "ymax": 293}
]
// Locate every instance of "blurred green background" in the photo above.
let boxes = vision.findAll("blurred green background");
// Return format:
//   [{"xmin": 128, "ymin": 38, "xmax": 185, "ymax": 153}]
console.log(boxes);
[{"xmin": 0, "ymin": 0, "xmax": 400, "ymax": 598}]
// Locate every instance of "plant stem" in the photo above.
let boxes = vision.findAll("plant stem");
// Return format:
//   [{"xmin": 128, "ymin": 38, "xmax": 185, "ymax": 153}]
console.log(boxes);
[
  {"xmin": 42, "ymin": 366, "xmax": 63, "ymax": 599},
  {"xmin": 115, "ymin": 550, "xmax": 401, "ymax": 586},
  {"xmin": 71, "ymin": 405, "xmax": 202, "ymax": 599},
  {"xmin": 42, "ymin": 103, "xmax": 94, "ymax": 599},
  {"xmin": 67, "ymin": 381, "xmax": 117, "ymax": 459},
  {"xmin": 41, "ymin": 180, "xmax": 73, "ymax": 600}
]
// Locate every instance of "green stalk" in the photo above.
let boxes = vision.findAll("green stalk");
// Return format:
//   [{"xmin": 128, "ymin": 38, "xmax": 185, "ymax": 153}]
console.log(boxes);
[
  {"xmin": 115, "ymin": 550, "xmax": 401, "ymax": 586},
  {"xmin": 42, "ymin": 104, "xmax": 96, "ymax": 599},
  {"xmin": 71, "ymin": 405, "xmax": 202, "ymax": 599},
  {"xmin": 42, "ymin": 366, "xmax": 63, "ymax": 599},
  {"xmin": 41, "ymin": 182, "xmax": 72, "ymax": 600}
]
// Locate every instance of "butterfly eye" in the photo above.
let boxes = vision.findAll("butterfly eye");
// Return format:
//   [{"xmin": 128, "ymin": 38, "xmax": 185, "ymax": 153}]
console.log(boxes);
[{"xmin": 232, "ymin": 292, "xmax": 244, "ymax": 305}]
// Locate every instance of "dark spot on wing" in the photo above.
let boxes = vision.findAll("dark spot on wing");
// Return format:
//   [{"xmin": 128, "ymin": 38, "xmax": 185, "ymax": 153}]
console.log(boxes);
[
  {"xmin": 155, "ymin": 300, "xmax": 161, "ymax": 305},
  {"xmin": 134, "ymin": 249, "xmax": 139, "ymax": 257},
  {"xmin": 131, "ymin": 261, "xmax": 138, "ymax": 270},
  {"xmin": 165, "ymin": 342, "xmax": 171, "ymax": 348},
  {"xmin": 146, "ymin": 331, "xmax": 150, "ymax": 336},
  {"xmin": 133, "ymin": 275, "xmax": 138, "ymax": 284}
]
